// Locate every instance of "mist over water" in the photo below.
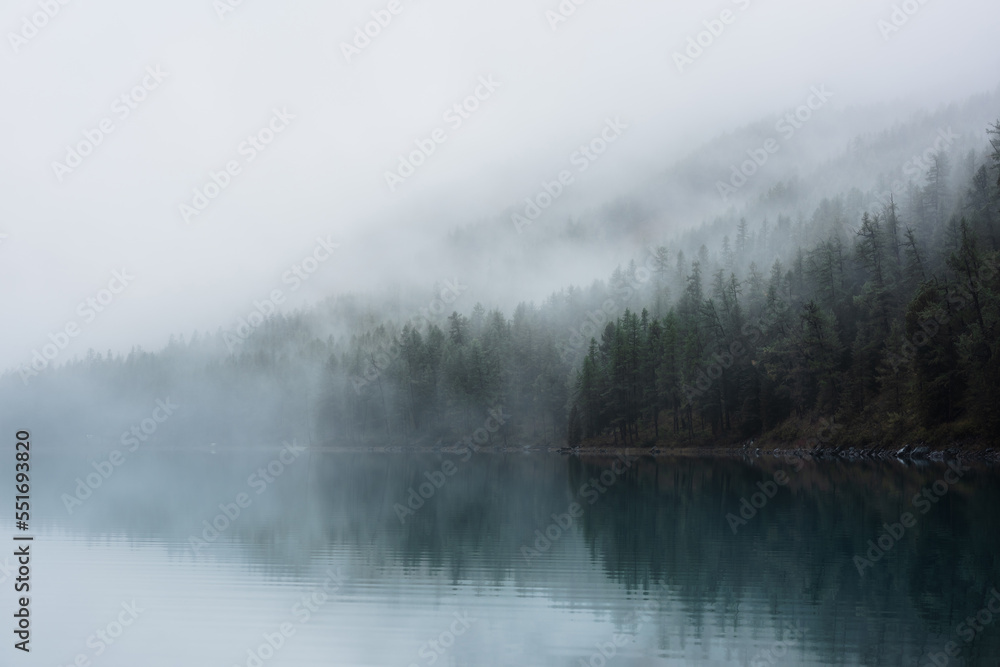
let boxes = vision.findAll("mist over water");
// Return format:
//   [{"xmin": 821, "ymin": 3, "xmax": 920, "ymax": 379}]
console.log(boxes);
[
  {"xmin": 2, "ymin": 0, "xmax": 999, "ymax": 369},
  {"xmin": 4, "ymin": 0, "xmax": 1000, "ymax": 664},
  {"xmin": 8, "ymin": 449, "xmax": 1000, "ymax": 666}
]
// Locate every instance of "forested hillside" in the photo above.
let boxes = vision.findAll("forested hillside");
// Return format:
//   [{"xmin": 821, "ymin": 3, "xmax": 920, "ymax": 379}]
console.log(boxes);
[
  {"xmin": 566, "ymin": 121, "xmax": 1000, "ymax": 449},
  {"xmin": 5, "ymin": 119, "xmax": 999, "ymax": 452}
]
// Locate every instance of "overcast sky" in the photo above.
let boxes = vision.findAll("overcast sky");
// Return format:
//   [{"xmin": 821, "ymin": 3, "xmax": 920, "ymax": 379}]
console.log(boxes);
[{"xmin": 2, "ymin": 0, "xmax": 999, "ymax": 372}]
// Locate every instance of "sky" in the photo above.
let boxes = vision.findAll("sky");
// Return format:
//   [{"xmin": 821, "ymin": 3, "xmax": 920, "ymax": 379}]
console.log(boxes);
[{"xmin": 2, "ymin": 0, "xmax": 999, "ymax": 373}]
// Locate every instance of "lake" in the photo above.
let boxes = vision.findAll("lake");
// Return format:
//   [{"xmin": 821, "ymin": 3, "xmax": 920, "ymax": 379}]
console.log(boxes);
[{"xmin": 15, "ymin": 445, "xmax": 1000, "ymax": 666}]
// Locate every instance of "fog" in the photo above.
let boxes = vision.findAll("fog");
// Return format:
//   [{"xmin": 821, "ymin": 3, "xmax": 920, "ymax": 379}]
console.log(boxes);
[
  {"xmin": 3, "ymin": 0, "xmax": 1000, "ymax": 373},
  {"xmin": 5, "ymin": 7, "xmax": 1000, "ymax": 662}
]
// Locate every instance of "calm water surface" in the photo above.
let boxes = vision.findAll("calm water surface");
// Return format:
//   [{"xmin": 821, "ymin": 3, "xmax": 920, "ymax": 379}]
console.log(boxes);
[{"xmin": 13, "ymin": 446, "xmax": 1000, "ymax": 666}]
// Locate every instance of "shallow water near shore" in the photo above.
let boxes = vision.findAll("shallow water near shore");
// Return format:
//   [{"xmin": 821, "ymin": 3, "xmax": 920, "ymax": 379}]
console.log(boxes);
[{"xmin": 16, "ymin": 447, "xmax": 1000, "ymax": 666}]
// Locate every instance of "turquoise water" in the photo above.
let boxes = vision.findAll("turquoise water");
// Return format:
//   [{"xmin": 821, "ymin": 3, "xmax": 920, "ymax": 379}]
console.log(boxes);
[{"xmin": 15, "ymin": 447, "xmax": 1000, "ymax": 666}]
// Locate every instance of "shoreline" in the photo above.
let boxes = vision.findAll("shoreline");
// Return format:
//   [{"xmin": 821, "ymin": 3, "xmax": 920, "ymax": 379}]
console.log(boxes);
[
  {"xmin": 550, "ymin": 442, "xmax": 1000, "ymax": 463},
  {"xmin": 287, "ymin": 438, "xmax": 1000, "ymax": 463}
]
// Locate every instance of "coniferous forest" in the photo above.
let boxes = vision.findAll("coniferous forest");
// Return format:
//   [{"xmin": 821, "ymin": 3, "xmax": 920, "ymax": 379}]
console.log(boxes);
[
  {"xmin": 13, "ymin": 4, "xmax": 1000, "ymax": 664},
  {"xmin": 6, "ymin": 119, "xmax": 1000, "ymax": 454}
]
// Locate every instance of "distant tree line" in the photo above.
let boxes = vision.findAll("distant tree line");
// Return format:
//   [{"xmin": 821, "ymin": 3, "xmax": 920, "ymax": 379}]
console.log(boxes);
[
  {"xmin": 566, "ymin": 121, "xmax": 1000, "ymax": 447},
  {"xmin": 6, "ymin": 122, "xmax": 999, "ymax": 450}
]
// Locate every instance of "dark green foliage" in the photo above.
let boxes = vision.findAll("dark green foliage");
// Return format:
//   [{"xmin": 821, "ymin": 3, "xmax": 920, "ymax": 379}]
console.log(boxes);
[
  {"xmin": 563, "ymin": 120, "xmax": 1000, "ymax": 447},
  {"xmin": 10, "ymin": 120, "xmax": 1000, "ymax": 450}
]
